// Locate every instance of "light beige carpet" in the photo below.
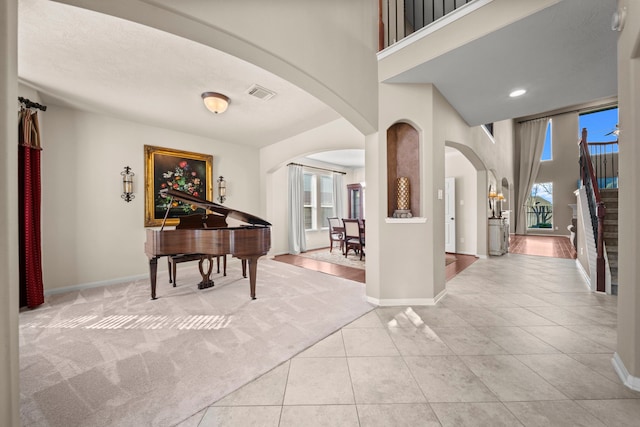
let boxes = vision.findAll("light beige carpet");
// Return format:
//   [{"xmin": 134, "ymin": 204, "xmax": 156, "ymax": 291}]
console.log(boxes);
[
  {"xmin": 298, "ymin": 249, "xmax": 366, "ymax": 269},
  {"xmin": 19, "ymin": 258, "xmax": 373, "ymax": 427}
]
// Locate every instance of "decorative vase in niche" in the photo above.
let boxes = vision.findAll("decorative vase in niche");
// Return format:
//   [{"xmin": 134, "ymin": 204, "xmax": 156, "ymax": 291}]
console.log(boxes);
[{"xmin": 393, "ymin": 177, "xmax": 412, "ymax": 218}]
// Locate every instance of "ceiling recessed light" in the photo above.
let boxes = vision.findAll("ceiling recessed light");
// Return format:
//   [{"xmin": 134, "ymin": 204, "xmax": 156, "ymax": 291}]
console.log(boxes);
[{"xmin": 509, "ymin": 89, "xmax": 527, "ymax": 98}]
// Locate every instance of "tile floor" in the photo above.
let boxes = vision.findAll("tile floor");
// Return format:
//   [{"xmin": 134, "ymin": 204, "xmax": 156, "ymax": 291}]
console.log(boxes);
[{"xmin": 179, "ymin": 252, "xmax": 640, "ymax": 427}]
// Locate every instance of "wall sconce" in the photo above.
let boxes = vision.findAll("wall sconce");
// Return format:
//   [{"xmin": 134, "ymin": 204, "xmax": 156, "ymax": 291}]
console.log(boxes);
[
  {"xmin": 121, "ymin": 166, "xmax": 134, "ymax": 202},
  {"xmin": 217, "ymin": 176, "xmax": 226, "ymax": 204},
  {"xmin": 202, "ymin": 92, "xmax": 230, "ymax": 114}
]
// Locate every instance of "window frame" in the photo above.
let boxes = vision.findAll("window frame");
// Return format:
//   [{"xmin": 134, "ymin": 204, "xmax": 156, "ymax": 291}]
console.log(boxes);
[{"xmin": 303, "ymin": 169, "xmax": 334, "ymax": 231}]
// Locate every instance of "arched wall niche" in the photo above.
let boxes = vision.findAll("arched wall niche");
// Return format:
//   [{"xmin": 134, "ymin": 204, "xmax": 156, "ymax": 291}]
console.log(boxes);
[{"xmin": 386, "ymin": 122, "xmax": 420, "ymax": 217}]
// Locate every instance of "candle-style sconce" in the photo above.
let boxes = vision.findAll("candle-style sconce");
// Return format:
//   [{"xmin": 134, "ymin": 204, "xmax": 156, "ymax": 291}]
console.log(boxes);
[
  {"xmin": 121, "ymin": 166, "xmax": 134, "ymax": 202},
  {"xmin": 217, "ymin": 176, "xmax": 226, "ymax": 204}
]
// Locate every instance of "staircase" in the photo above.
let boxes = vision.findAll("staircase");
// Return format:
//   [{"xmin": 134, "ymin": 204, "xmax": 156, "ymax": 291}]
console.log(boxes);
[{"xmin": 601, "ymin": 188, "xmax": 619, "ymax": 294}]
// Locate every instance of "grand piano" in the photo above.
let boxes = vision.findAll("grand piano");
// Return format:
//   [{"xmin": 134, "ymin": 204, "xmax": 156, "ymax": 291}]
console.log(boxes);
[{"xmin": 144, "ymin": 188, "xmax": 271, "ymax": 300}]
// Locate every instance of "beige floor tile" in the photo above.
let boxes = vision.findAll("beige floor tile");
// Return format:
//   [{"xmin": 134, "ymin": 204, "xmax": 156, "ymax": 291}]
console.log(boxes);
[
  {"xmin": 198, "ymin": 406, "xmax": 281, "ymax": 427},
  {"xmin": 505, "ymin": 400, "xmax": 606, "ymax": 426},
  {"xmin": 357, "ymin": 403, "xmax": 441, "ymax": 427},
  {"xmin": 521, "ymin": 326, "xmax": 614, "ymax": 353},
  {"xmin": 460, "ymin": 355, "xmax": 567, "ymax": 401},
  {"xmin": 283, "ymin": 358, "xmax": 354, "ymax": 405},
  {"xmin": 411, "ymin": 306, "xmax": 473, "ymax": 327},
  {"xmin": 488, "ymin": 307, "xmax": 556, "ymax": 325},
  {"xmin": 341, "ymin": 328, "xmax": 399, "ymax": 357},
  {"xmin": 577, "ymin": 399, "xmax": 640, "ymax": 427},
  {"xmin": 296, "ymin": 331, "xmax": 345, "ymax": 358},
  {"xmin": 431, "ymin": 327, "xmax": 508, "ymax": 355},
  {"xmin": 515, "ymin": 354, "xmax": 640, "ymax": 400},
  {"xmin": 476, "ymin": 326, "xmax": 560, "ymax": 355},
  {"xmin": 348, "ymin": 356, "xmax": 425, "ymax": 404},
  {"xmin": 448, "ymin": 307, "xmax": 516, "ymax": 326},
  {"xmin": 386, "ymin": 325, "xmax": 453, "ymax": 356},
  {"xmin": 564, "ymin": 324, "xmax": 617, "ymax": 350},
  {"xmin": 566, "ymin": 353, "xmax": 620, "ymax": 383},
  {"xmin": 404, "ymin": 355, "xmax": 498, "ymax": 403},
  {"xmin": 214, "ymin": 361, "xmax": 289, "ymax": 406},
  {"xmin": 279, "ymin": 405, "xmax": 359, "ymax": 427},
  {"xmin": 375, "ymin": 306, "xmax": 427, "ymax": 328},
  {"xmin": 343, "ymin": 310, "xmax": 384, "ymax": 328},
  {"xmin": 430, "ymin": 402, "xmax": 523, "ymax": 426}
]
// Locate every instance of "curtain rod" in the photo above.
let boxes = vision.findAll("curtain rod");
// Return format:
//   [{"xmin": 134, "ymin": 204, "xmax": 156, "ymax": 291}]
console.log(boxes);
[
  {"xmin": 19, "ymin": 97, "xmax": 47, "ymax": 111},
  {"xmin": 517, "ymin": 101, "xmax": 617, "ymax": 124},
  {"xmin": 287, "ymin": 162, "xmax": 347, "ymax": 175}
]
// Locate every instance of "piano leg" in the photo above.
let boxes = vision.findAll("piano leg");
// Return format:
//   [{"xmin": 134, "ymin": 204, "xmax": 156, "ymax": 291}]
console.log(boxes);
[
  {"xmin": 241, "ymin": 259, "xmax": 247, "ymax": 278},
  {"xmin": 247, "ymin": 256, "xmax": 258, "ymax": 300},
  {"xmin": 149, "ymin": 257, "xmax": 158, "ymax": 300},
  {"xmin": 197, "ymin": 256, "xmax": 215, "ymax": 289}
]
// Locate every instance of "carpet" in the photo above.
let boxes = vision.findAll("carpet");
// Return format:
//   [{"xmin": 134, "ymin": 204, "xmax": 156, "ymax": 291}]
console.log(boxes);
[
  {"xmin": 19, "ymin": 259, "xmax": 373, "ymax": 427},
  {"xmin": 298, "ymin": 249, "xmax": 366, "ymax": 269}
]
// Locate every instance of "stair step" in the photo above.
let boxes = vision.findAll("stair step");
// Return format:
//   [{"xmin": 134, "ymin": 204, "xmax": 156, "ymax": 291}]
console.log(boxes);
[
  {"xmin": 607, "ymin": 245, "xmax": 618, "ymax": 253},
  {"xmin": 604, "ymin": 232, "xmax": 618, "ymax": 239}
]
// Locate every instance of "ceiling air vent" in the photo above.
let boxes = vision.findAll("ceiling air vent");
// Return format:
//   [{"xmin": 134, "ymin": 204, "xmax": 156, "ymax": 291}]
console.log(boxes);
[{"xmin": 246, "ymin": 84, "xmax": 276, "ymax": 101}]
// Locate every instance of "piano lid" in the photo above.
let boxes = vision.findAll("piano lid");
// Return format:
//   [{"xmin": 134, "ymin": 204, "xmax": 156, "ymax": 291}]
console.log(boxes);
[{"xmin": 160, "ymin": 188, "xmax": 271, "ymax": 227}]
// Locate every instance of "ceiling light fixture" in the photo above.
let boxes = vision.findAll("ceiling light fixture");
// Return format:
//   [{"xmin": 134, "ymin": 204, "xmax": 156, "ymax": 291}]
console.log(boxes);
[
  {"xmin": 201, "ymin": 92, "xmax": 230, "ymax": 114},
  {"xmin": 509, "ymin": 89, "xmax": 527, "ymax": 98}
]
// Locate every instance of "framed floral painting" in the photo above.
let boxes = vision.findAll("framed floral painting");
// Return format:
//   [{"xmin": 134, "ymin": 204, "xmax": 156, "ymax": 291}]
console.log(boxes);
[{"xmin": 144, "ymin": 145, "xmax": 213, "ymax": 227}]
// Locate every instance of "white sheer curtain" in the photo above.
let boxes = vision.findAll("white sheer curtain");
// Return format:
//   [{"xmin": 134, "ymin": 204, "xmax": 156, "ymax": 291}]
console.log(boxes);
[
  {"xmin": 288, "ymin": 164, "xmax": 307, "ymax": 254},
  {"xmin": 515, "ymin": 118, "xmax": 550, "ymax": 234},
  {"xmin": 332, "ymin": 172, "xmax": 344, "ymax": 219}
]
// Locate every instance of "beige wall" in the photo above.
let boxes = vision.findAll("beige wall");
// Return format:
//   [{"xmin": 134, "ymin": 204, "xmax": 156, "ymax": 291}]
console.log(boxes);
[
  {"xmin": 616, "ymin": 0, "xmax": 640, "ymax": 383},
  {"xmin": 31, "ymin": 104, "xmax": 260, "ymax": 292},
  {"xmin": 1, "ymin": 0, "xmax": 19, "ymax": 424}
]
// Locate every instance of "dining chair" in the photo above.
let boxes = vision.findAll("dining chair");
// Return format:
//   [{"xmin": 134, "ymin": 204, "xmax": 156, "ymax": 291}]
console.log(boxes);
[
  {"xmin": 343, "ymin": 218, "xmax": 365, "ymax": 260},
  {"xmin": 327, "ymin": 217, "xmax": 344, "ymax": 253}
]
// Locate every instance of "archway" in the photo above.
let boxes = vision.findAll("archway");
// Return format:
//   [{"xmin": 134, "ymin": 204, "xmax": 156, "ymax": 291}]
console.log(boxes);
[{"xmin": 445, "ymin": 141, "xmax": 490, "ymax": 258}]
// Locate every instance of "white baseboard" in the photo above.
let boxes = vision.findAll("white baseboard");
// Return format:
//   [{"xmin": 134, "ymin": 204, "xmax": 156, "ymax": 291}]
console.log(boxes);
[
  {"xmin": 612, "ymin": 353, "xmax": 640, "ymax": 391},
  {"xmin": 575, "ymin": 259, "xmax": 593, "ymax": 291},
  {"xmin": 44, "ymin": 273, "xmax": 150, "ymax": 296},
  {"xmin": 367, "ymin": 288, "xmax": 447, "ymax": 307}
]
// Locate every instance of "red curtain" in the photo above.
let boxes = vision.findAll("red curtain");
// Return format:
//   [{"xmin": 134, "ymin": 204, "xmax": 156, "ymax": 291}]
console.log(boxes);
[{"xmin": 19, "ymin": 109, "xmax": 44, "ymax": 308}]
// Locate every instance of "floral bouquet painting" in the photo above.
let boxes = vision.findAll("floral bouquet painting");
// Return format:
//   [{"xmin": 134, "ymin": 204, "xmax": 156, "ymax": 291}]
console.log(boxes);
[{"xmin": 144, "ymin": 145, "xmax": 213, "ymax": 227}]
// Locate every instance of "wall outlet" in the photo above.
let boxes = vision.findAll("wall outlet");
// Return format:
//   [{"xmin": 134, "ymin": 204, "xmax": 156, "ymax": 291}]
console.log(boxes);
[
  {"xmin": 460, "ymin": 200, "xmax": 464, "ymax": 205},
  {"xmin": 460, "ymin": 237, "xmax": 465, "ymax": 243}
]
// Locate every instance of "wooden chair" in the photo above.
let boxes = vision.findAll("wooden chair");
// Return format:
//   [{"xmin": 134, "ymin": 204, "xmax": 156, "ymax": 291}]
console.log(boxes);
[
  {"xmin": 327, "ymin": 217, "xmax": 344, "ymax": 253},
  {"xmin": 343, "ymin": 218, "xmax": 365, "ymax": 260}
]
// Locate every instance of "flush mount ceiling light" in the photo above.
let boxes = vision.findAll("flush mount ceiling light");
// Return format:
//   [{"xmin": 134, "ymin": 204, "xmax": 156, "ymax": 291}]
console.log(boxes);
[
  {"xmin": 201, "ymin": 92, "xmax": 230, "ymax": 114},
  {"xmin": 509, "ymin": 89, "xmax": 527, "ymax": 98}
]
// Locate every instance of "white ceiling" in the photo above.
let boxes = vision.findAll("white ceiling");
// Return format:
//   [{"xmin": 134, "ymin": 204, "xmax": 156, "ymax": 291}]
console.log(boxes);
[
  {"xmin": 386, "ymin": 0, "xmax": 618, "ymax": 126},
  {"xmin": 18, "ymin": 0, "xmax": 618, "ymax": 168}
]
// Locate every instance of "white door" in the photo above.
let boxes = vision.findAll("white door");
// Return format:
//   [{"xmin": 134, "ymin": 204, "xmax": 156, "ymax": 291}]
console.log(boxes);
[{"xmin": 445, "ymin": 177, "xmax": 456, "ymax": 253}]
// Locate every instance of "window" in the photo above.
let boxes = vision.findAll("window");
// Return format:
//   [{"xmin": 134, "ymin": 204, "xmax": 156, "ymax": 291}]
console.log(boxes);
[
  {"xmin": 579, "ymin": 107, "xmax": 619, "ymax": 145},
  {"xmin": 541, "ymin": 120, "xmax": 552, "ymax": 161},
  {"xmin": 526, "ymin": 182, "xmax": 553, "ymax": 229},
  {"xmin": 303, "ymin": 170, "xmax": 334, "ymax": 230}
]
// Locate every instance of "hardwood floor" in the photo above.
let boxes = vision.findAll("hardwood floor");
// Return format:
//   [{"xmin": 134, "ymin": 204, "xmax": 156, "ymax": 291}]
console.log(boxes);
[
  {"xmin": 509, "ymin": 234, "xmax": 577, "ymax": 259},
  {"xmin": 274, "ymin": 251, "xmax": 478, "ymax": 283},
  {"xmin": 273, "ymin": 253, "xmax": 366, "ymax": 283}
]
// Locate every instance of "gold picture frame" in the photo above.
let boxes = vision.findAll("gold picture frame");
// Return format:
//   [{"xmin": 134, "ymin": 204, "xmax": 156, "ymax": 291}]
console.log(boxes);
[{"xmin": 144, "ymin": 145, "xmax": 213, "ymax": 227}]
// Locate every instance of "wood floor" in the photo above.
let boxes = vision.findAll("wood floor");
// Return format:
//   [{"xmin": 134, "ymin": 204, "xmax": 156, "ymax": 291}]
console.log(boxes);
[
  {"xmin": 274, "ymin": 235, "xmax": 575, "ymax": 283},
  {"xmin": 274, "ymin": 251, "xmax": 479, "ymax": 283},
  {"xmin": 509, "ymin": 234, "xmax": 577, "ymax": 259}
]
